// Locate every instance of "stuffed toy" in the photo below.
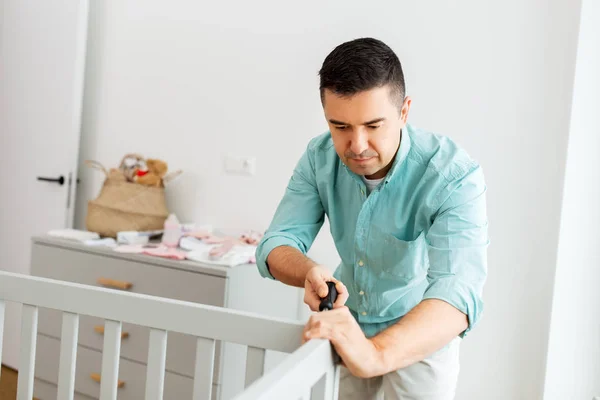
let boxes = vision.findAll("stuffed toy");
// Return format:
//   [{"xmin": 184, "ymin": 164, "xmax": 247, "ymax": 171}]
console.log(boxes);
[
  {"xmin": 134, "ymin": 158, "xmax": 168, "ymax": 187},
  {"xmin": 119, "ymin": 154, "xmax": 145, "ymax": 182}
]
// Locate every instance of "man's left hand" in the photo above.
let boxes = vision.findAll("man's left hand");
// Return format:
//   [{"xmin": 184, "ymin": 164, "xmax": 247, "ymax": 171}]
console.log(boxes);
[{"xmin": 302, "ymin": 306, "xmax": 383, "ymax": 378}]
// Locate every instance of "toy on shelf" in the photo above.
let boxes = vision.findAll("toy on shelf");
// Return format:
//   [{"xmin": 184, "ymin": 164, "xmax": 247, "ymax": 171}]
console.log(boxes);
[{"xmin": 134, "ymin": 159, "xmax": 169, "ymax": 187}]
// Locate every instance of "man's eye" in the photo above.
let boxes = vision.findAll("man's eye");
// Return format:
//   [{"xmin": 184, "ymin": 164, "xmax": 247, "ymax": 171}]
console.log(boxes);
[
  {"xmin": 368, "ymin": 125, "xmax": 381, "ymax": 130},
  {"xmin": 336, "ymin": 126, "xmax": 347, "ymax": 131}
]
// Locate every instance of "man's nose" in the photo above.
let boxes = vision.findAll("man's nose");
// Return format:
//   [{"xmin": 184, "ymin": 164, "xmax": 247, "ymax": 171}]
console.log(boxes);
[{"xmin": 349, "ymin": 131, "xmax": 369, "ymax": 156}]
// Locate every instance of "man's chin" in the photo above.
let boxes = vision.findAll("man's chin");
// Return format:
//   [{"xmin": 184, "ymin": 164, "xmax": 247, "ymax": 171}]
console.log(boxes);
[{"xmin": 348, "ymin": 165, "xmax": 377, "ymax": 177}]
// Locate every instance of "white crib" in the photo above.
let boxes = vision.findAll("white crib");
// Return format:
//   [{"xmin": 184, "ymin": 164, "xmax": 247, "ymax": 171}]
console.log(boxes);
[{"xmin": 0, "ymin": 270, "xmax": 340, "ymax": 400}]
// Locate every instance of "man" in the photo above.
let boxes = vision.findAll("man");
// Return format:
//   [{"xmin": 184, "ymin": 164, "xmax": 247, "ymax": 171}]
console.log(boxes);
[{"xmin": 255, "ymin": 37, "xmax": 488, "ymax": 399}]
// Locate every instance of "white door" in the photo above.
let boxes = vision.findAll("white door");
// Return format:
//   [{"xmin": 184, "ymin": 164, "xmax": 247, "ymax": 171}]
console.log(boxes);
[{"xmin": 0, "ymin": 0, "xmax": 89, "ymax": 369}]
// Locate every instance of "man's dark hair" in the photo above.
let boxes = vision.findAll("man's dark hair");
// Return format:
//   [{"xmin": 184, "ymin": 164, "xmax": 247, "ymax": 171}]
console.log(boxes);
[{"xmin": 318, "ymin": 37, "xmax": 405, "ymax": 108}]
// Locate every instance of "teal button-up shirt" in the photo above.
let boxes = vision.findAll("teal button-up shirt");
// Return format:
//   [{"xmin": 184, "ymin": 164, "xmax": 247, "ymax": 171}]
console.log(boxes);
[{"xmin": 256, "ymin": 123, "xmax": 488, "ymax": 338}]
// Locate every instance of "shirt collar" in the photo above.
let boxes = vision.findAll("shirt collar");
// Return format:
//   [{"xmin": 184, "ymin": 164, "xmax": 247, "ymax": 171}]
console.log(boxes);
[{"xmin": 383, "ymin": 124, "xmax": 412, "ymax": 184}]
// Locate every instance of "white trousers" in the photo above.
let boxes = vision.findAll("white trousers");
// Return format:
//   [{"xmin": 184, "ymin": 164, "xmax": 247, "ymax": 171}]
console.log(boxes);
[{"xmin": 338, "ymin": 338, "xmax": 461, "ymax": 400}]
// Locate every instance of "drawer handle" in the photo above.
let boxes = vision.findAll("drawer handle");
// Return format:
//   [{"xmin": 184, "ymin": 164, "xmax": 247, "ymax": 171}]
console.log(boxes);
[
  {"xmin": 90, "ymin": 372, "xmax": 125, "ymax": 388},
  {"xmin": 97, "ymin": 277, "xmax": 133, "ymax": 290},
  {"xmin": 94, "ymin": 325, "xmax": 129, "ymax": 339}
]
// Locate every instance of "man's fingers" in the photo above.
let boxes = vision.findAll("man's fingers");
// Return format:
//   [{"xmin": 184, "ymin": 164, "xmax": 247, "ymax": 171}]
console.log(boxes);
[
  {"xmin": 335, "ymin": 280, "xmax": 347, "ymax": 294},
  {"xmin": 301, "ymin": 322, "xmax": 313, "ymax": 344},
  {"xmin": 333, "ymin": 292, "xmax": 349, "ymax": 308},
  {"xmin": 304, "ymin": 319, "xmax": 332, "ymax": 341},
  {"xmin": 305, "ymin": 270, "xmax": 348, "ymax": 311},
  {"xmin": 306, "ymin": 299, "xmax": 321, "ymax": 312},
  {"xmin": 303, "ymin": 292, "xmax": 322, "ymax": 311},
  {"xmin": 314, "ymin": 278, "xmax": 329, "ymax": 298}
]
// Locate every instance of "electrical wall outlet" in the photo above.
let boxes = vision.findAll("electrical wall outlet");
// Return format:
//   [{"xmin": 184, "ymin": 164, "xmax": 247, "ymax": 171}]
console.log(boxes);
[{"xmin": 224, "ymin": 155, "xmax": 256, "ymax": 176}]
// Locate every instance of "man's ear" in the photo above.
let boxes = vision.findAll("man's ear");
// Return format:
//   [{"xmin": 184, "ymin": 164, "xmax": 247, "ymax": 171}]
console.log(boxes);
[{"xmin": 400, "ymin": 96, "xmax": 412, "ymax": 124}]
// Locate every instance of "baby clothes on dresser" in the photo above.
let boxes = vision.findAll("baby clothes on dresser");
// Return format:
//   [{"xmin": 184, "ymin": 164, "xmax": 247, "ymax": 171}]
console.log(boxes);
[
  {"xmin": 142, "ymin": 246, "xmax": 187, "ymax": 260},
  {"xmin": 180, "ymin": 236, "xmax": 257, "ymax": 267}
]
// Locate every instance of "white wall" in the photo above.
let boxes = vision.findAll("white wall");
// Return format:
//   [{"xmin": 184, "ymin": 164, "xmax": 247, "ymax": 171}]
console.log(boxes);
[
  {"xmin": 74, "ymin": 1, "xmax": 583, "ymax": 398},
  {"xmin": 543, "ymin": 0, "xmax": 600, "ymax": 398},
  {"xmin": 0, "ymin": 1, "xmax": 3, "ymax": 51}
]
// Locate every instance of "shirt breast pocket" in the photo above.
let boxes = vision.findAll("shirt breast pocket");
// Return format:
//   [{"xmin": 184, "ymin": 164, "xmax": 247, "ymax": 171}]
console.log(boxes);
[{"xmin": 378, "ymin": 230, "xmax": 428, "ymax": 281}]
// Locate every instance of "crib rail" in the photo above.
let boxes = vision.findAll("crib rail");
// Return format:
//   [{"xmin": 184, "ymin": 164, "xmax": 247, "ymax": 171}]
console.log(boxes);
[
  {"xmin": 0, "ymin": 270, "xmax": 340, "ymax": 400},
  {"xmin": 235, "ymin": 339, "xmax": 340, "ymax": 400}
]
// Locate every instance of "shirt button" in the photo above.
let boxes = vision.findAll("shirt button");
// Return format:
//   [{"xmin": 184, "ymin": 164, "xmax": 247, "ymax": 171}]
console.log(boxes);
[
  {"xmin": 358, "ymin": 260, "xmax": 364, "ymax": 267},
  {"xmin": 359, "ymin": 291, "xmax": 364, "ymax": 295},
  {"xmin": 361, "ymin": 312, "xmax": 367, "ymax": 316}
]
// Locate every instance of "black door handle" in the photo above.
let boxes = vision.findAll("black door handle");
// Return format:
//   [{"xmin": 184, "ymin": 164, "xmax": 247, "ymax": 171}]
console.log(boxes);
[{"xmin": 37, "ymin": 175, "xmax": 65, "ymax": 185}]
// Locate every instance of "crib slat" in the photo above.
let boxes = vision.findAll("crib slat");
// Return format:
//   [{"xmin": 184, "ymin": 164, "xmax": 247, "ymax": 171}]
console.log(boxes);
[
  {"xmin": 311, "ymin": 364, "xmax": 340, "ymax": 400},
  {"xmin": 145, "ymin": 328, "xmax": 168, "ymax": 400},
  {"xmin": 192, "ymin": 337, "xmax": 215, "ymax": 400},
  {"xmin": 311, "ymin": 374, "xmax": 325, "ymax": 400},
  {"xmin": 57, "ymin": 312, "xmax": 80, "ymax": 400},
  {"xmin": 16, "ymin": 304, "xmax": 38, "ymax": 400},
  {"xmin": 245, "ymin": 346, "xmax": 266, "ymax": 388},
  {"xmin": 332, "ymin": 364, "xmax": 340, "ymax": 399},
  {"xmin": 99, "ymin": 320, "xmax": 122, "ymax": 400},
  {"xmin": 0, "ymin": 300, "xmax": 4, "ymax": 380}
]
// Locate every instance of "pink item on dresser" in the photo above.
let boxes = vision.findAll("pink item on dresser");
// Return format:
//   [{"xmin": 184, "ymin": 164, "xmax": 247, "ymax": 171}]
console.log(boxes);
[
  {"xmin": 162, "ymin": 214, "xmax": 182, "ymax": 248},
  {"xmin": 142, "ymin": 246, "xmax": 187, "ymax": 260},
  {"xmin": 208, "ymin": 239, "xmax": 236, "ymax": 258},
  {"xmin": 202, "ymin": 235, "xmax": 230, "ymax": 244},
  {"xmin": 239, "ymin": 230, "xmax": 263, "ymax": 245},
  {"xmin": 183, "ymin": 229, "xmax": 212, "ymax": 240}
]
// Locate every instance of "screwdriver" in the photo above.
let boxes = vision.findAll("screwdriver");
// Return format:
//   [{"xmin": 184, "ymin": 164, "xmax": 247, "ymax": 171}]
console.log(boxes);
[
  {"xmin": 318, "ymin": 281, "xmax": 341, "ymax": 364},
  {"xmin": 319, "ymin": 281, "xmax": 338, "ymax": 311}
]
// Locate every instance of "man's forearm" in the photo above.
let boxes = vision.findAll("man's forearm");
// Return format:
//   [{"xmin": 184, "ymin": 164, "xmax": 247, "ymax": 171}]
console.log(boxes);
[
  {"xmin": 369, "ymin": 299, "xmax": 468, "ymax": 375},
  {"xmin": 266, "ymin": 246, "xmax": 317, "ymax": 287}
]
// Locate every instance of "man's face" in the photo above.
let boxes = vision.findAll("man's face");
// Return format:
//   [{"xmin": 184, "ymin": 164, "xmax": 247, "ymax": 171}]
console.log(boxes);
[{"xmin": 323, "ymin": 85, "xmax": 411, "ymax": 179}]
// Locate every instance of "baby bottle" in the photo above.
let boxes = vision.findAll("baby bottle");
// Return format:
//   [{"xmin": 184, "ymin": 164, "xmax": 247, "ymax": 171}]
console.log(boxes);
[{"xmin": 162, "ymin": 213, "xmax": 182, "ymax": 248}]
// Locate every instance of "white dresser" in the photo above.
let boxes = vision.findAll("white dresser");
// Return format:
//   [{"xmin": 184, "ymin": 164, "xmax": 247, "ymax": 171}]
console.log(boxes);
[{"xmin": 28, "ymin": 235, "xmax": 301, "ymax": 400}]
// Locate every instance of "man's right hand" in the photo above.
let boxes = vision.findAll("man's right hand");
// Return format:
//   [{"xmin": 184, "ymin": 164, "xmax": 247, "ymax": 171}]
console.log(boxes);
[{"xmin": 304, "ymin": 266, "xmax": 349, "ymax": 311}]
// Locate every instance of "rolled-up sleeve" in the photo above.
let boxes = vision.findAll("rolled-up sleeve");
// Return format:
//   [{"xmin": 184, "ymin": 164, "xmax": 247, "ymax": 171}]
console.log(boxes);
[
  {"xmin": 256, "ymin": 141, "xmax": 325, "ymax": 280},
  {"xmin": 423, "ymin": 163, "xmax": 489, "ymax": 337}
]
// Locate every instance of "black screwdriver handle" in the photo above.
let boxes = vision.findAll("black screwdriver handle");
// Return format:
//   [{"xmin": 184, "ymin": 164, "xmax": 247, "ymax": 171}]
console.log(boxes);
[
  {"xmin": 319, "ymin": 281, "xmax": 338, "ymax": 311},
  {"xmin": 318, "ymin": 281, "xmax": 342, "ymax": 364}
]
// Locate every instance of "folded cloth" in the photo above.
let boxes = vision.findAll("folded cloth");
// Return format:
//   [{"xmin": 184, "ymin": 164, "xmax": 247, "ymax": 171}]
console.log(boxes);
[
  {"xmin": 113, "ymin": 244, "xmax": 146, "ymax": 254},
  {"xmin": 179, "ymin": 236, "xmax": 211, "ymax": 251},
  {"xmin": 179, "ymin": 231, "xmax": 260, "ymax": 266},
  {"xmin": 113, "ymin": 243, "xmax": 162, "ymax": 254},
  {"xmin": 48, "ymin": 229, "xmax": 100, "ymax": 242},
  {"xmin": 84, "ymin": 238, "xmax": 117, "ymax": 248},
  {"xmin": 143, "ymin": 246, "xmax": 187, "ymax": 260},
  {"xmin": 186, "ymin": 244, "xmax": 256, "ymax": 267}
]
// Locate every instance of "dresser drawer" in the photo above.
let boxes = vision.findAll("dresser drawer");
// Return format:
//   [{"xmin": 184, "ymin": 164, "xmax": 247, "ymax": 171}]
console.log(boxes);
[
  {"xmin": 34, "ymin": 334, "xmax": 215, "ymax": 400},
  {"xmin": 31, "ymin": 242, "xmax": 227, "ymax": 380},
  {"xmin": 34, "ymin": 378, "xmax": 94, "ymax": 400},
  {"xmin": 30, "ymin": 241, "xmax": 227, "ymax": 304}
]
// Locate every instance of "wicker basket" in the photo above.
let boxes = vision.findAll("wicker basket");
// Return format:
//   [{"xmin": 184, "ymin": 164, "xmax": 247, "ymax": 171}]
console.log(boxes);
[{"xmin": 84, "ymin": 157, "xmax": 180, "ymax": 238}]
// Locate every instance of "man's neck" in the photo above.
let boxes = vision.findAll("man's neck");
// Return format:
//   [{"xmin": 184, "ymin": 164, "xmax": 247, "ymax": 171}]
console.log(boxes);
[{"xmin": 365, "ymin": 155, "xmax": 395, "ymax": 180}]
